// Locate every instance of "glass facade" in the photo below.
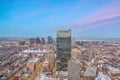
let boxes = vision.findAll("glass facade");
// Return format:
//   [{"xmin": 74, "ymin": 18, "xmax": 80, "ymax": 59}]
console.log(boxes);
[{"xmin": 56, "ymin": 29, "xmax": 71, "ymax": 71}]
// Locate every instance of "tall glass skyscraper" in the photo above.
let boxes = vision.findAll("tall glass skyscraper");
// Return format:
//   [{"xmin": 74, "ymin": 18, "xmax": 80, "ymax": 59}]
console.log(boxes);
[{"xmin": 56, "ymin": 29, "xmax": 71, "ymax": 71}]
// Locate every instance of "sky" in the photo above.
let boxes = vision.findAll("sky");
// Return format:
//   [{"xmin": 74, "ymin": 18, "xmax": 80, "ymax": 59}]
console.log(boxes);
[{"xmin": 0, "ymin": 0, "xmax": 120, "ymax": 38}]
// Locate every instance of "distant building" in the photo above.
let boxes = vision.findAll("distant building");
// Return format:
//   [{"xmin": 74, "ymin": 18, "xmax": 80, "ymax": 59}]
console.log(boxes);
[
  {"xmin": 30, "ymin": 38, "xmax": 36, "ymax": 44},
  {"xmin": 56, "ymin": 29, "xmax": 71, "ymax": 71},
  {"xmin": 75, "ymin": 41, "xmax": 81, "ymax": 45},
  {"xmin": 72, "ymin": 38, "xmax": 75, "ymax": 46},
  {"xmin": 19, "ymin": 41, "xmax": 25, "ymax": 45},
  {"xmin": 47, "ymin": 36, "xmax": 53, "ymax": 44},
  {"xmin": 36, "ymin": 37, "xmax": 41, "ymax": 44},
  {"xmin": 42, "ymin": 38, "xmax": 45, "ymax": 44}
]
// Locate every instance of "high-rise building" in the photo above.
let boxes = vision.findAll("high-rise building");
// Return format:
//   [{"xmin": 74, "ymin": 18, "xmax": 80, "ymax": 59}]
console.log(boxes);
[
  {"xmin": 42, "ymin": 37, "xmax": 45, "ymax": 44},
  {"xmin": 68, "ymin": 58, "xmax": 81, "ymax": 80},
  {"xmin": 36, "ymin": 37, "xmax": 41, "ymax": 44},
  {"xmin": 48, "ymin": 36, "xmax": 53, "ymax": 44},
  {"xmin": 56, "ymin": 29, "xmax": 71, "ymax": 71}
]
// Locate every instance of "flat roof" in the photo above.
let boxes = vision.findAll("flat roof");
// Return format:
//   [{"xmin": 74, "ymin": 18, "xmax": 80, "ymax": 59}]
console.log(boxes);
[
  {"xmin": 28, "ymin": 58, "xmax": 39, "ymax": 64},
  {"xmin": 57, "ymin": 29, "xmax": 71, "ymax": 37},
  {"xmin": 84, "ymin": 67, "xmax": 97, "ymax": 77}
]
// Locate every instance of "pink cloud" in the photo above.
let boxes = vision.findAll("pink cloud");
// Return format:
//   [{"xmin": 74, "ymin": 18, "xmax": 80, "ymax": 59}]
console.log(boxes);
[
  {"xmin": 71, "ymin": 2, "xmax": 120, "ymax": 33},
  {"xmin": 75, "ymin": 19, "xmax": 120, "ymax": 32},
  {"xmin": 72, "ymin": 4, "xmax": 120, "ymax": 26}
]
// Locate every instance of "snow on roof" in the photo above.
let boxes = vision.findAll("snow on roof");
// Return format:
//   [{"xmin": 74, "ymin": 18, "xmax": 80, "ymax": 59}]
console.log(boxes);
[
  {"xmin": 95, "ymin": 72, "xmax": 111, "ymax": 80},
  {"xmin": 84, "ymin": 67, "xmax": 97, "ymax": 76},
  {"xmin": 108, "ymin": 66, "xmax": 120, "ymax": 73},
  {"xmin": 28, "ymin": 58, "xmax": 39, "ymax": 64},
  {"xmin": 22, "ymin": 49, "xmax": 49, "ymax": 53}
]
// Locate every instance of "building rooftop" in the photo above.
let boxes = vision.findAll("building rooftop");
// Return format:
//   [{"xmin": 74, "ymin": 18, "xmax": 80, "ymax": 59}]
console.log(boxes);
[
  {"xmin": 22, "ymin": 49, "xmax": 49, "ymax": 53},
  {"xmin": 84, "ymin": 67, "xmax": 97, "ymax": 77},
  {"xmin": 95, "ymin": 72, "xmax": 111, "ymax": 80},
  {"xmin": 28, "ymin": 58, "xmax": 39, "ymax": 64}
]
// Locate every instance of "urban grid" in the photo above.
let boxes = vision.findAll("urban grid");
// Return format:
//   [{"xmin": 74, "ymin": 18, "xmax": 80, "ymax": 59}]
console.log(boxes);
[{"xmin": 0, "ymin": 29, "xmax": 120, "ymax": 80}]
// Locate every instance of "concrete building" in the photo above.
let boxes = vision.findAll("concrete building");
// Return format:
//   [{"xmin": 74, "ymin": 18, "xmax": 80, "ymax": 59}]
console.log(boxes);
[
  {"xmin": 56, "ymin": 29, "xmax": 71, "ymax": 71},
  {"xmin": 68, "ymin": 58, "xmax": 81, "ymax": 80},
  {"xmin": 71, "ymin": 48, "xmax": 80, "ymax": 58},
  {"xmin": 83, "ymin": 67, "xmax": 97, "ymax": 80},
  {"xmin": 27, "ymin": 58, "xmax": 39, "ymax": 71},
  {"xmin": 46, "ymin": 53, "xmax": 55, "ymax": 69}
]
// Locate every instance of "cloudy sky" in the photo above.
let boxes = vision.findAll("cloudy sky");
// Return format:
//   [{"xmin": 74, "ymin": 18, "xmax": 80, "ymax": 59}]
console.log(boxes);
[{"xmin": 0, "ymin": 0, "xmax": 120, "ymax": 38}]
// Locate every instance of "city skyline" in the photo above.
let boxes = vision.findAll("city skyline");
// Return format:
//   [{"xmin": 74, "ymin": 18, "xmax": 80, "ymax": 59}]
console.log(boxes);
[{"xmin": 0, "ymin": 0, "xmax": 120, "ymax": 38}]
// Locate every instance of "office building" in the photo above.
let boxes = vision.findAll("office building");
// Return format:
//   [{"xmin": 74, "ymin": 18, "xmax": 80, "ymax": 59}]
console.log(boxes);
[
  {"xmin": 42, "ymin": 38, "xmax": 45, "ymax": 44},
  {"xmin": 56, "ymin": 29, "xmax": 71, "ymax": 71},
  {"xmin": 48, "ymin": 36, "xmax": 53, "ymax": 44},
  {"xmin": 36, "ymin": 37, "xmax": 41, "ymax": 44}
]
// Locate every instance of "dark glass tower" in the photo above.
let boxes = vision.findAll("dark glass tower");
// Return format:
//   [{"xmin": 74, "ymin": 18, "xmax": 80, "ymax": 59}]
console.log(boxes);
[
  {"xmin": 56, "ymin": 29, "xmax": 71, "ymax": 71},
  {"xmin": 48, "ymin": 36, "xmax": 53, "ymax": 44}
]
